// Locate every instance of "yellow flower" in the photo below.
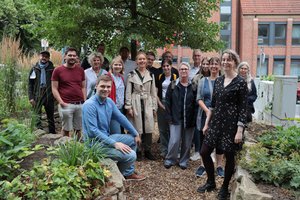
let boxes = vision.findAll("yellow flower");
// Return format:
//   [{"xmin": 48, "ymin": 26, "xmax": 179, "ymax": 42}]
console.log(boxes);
[{"xmin": 103, "ymin": 168, "xmax": 111, "ymax": 178}]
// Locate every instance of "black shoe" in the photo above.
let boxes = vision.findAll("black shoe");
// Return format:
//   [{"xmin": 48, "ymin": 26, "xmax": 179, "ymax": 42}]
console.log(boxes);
[
  {"xmin": 179, "ymin": 165, "xmax": 187, "ymax": 170},
  {"xmin": 145, "ymin": 151, "xmax": 156, "ymax": 160},
  {"xmin": 164, "ymin": 163, "xmax": 172, "ymax": 169},
  {"xmin": 218, "ymin": 187, "xmax": 229, "ymax": 200},
  {"xmin": 197, "ymin": 181, "xmax": 216, "ymax": 193}
]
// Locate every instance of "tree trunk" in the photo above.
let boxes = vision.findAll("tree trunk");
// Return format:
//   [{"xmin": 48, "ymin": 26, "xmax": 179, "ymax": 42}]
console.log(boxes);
[{"xmin": 130, "ymin": 0, "xmax": 137, "ymax": 61}]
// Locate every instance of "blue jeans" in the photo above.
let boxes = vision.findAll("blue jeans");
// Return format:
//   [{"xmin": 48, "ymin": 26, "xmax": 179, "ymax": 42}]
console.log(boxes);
[
  {"xmin": 110, "ymin": 108, "xmax": 124, "ymax": 134},
  {"xmin": 102, "ymin": 134, "xmax": 137, "ymax": 176}
]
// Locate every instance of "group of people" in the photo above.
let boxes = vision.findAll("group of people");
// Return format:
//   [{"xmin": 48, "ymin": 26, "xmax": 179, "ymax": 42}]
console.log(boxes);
[{"xmin": 28, "ymin": 43, "xmax": 257, "ymax": 199}]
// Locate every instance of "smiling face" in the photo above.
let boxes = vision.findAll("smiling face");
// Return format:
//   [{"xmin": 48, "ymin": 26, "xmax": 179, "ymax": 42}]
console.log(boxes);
[
  {"xmin": 162, "ymin": 60, "xmax": 172, "ymax": 76},
  {"xmin": 39, "ymin": 53, "xmax": 50, "ymax": 64},
  {"xmin": 112, "ymin": 62, "xmax": 123, "ymax": 73},
  {"xmin": 92, "ymin": 57, "xmax": 102, "ymax": 69},
  {"xmin": 209, "ymin": 60, "xmax": 221, "ymax": 75},
  {"xmin": 96, "ymin": 80, "xmax": 112, "ymax": 100},
  {"xmin": 64, "ymin": 50, "xmax": 77, "ymax": 66},
  {"xmin": 238, "ymin": 65, "xmax": 248, "ymax": 78},
  {"xmin": 202, "ymin": 59, "xmax": 210, "ymax": 73},
  {"xmin": 221, "ymin": 53, "xmax": 236, "ymax": 72},
  {"xmin": 136, "ymin": 53, "xmax": 147, "ymax": 70},
  {"xmin": 179, "ymin": 63, "xmax": 189, "ymax": 79}
]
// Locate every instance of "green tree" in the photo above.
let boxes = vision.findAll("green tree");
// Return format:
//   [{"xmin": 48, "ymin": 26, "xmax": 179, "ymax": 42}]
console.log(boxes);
[
  {"xmin": 31, "ymin": 0, "xmax": 223, "ymax": 57},
  {"xmin": 0, "ymin": 0, "xmax": 42, "ymax": 53}
]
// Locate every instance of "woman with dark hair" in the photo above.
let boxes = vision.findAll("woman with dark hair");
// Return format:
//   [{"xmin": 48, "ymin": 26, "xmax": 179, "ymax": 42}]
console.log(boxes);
[
  {"xmin": 156, "ymin": 59, "xmax": 178, "ymax": 158},
  {"xmin": 237, "ymin": 62, "xmax": 257, "ymax": 123},
  {"xmin": 197, "ymin": 49, "xmax": 248, "ymax": 200},
  {"xmin": 125, "ymin": 52, "xmax": 157, "ymax": 160},
  {"xmin": 195, "ymin": 57, "xmax": 224, "ymax": 178}
]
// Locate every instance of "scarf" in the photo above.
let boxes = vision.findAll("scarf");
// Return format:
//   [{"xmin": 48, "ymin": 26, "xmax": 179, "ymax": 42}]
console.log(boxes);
[{"xmin": 39, "ymin": 62, "xmax": 48, "ymax": 88}]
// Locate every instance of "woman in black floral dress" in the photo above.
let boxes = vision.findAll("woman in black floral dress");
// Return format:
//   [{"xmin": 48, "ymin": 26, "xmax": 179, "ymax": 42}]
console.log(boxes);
[{"xmin": 197, "ymin": 49, "xmax": 248, "ymax": 200}]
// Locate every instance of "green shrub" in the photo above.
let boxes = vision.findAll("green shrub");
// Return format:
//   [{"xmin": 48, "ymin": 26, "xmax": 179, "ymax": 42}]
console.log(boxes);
[
  {"xmin": 0, "ymin": 158, "xmax": 111, "ymax": 200},
  {"xmin": 0, "ymin": 119, "xmax": 39, "ymax": 180},
  {"xmin": 55, "ymin": 138, "xmax": 107, "ymax": 166},
  {"xmin": 241, "ymin": 126, "xmax": 300, "ymax": 190}
]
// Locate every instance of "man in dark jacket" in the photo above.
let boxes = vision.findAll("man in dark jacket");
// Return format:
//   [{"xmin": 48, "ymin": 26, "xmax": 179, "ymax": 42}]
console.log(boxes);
[{"xmin": 28, "ymin": 50, "xmax": 56, "ymax": 134}]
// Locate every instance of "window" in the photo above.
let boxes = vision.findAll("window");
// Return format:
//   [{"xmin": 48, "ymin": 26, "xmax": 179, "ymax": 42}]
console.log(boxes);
[
  {"xmin": 256, "ymin": 58, "xmax": 268, "ymax": 77},
  {"xmin": 291, "ymin": 59, "xmax": 300, "ymax": 78},
  {"xmin": 221, "ymin": 35, "xmax": 231, "ymax": 49},
  {"xmin": 221, "ymin": 15, "xmax": 231, "ymax": 30},
  {"xmin": 274, "ymin": 24, "xmax": 286, "ymax": 45},
  {"xmin": 220, "ymin": 6, "xmax": 231, "ymax": 14},
  {"xmin": 258, "ymin": 24, "xmax": 269, "ymax": 45},
  {"xmin": 258, "ymin": 23, "xmax": 286, "ymax": 46},
  {"xmin": 181, "ymin": 57, "xmax": 190, "ymax": 63},
  {"xmin": 292, "ymin": 24, "xmax": 300, "ymax": 45},
  {"xmin": 273, "ymin": 58, "xmax": 285, "ymax": 75}
]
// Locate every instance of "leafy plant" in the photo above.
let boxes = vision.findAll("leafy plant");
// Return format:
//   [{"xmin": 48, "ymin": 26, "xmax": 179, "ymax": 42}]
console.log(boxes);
[
  {"xmin": 55, "ymin": 138, "xmax": 107, "ymax": 166},
  {"xmin": 0, "ymin": 119, "xmax": 39, "ymax": 180},
  {"xmin": 0, "ymin": 158, "xmax": 111, "ymax": 200},
  {"xmin": 241, "ymin": 126, "xmax": 300, "ymax": 190}
]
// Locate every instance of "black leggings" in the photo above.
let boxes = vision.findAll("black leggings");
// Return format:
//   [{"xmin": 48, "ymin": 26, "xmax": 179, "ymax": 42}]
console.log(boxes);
[{"xmin": 200, "ymin": 143, "xmax": 235, "ymax": 188}]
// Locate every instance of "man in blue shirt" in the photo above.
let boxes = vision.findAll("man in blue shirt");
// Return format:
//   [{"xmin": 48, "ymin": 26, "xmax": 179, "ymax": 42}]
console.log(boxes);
[{"xmin": 82, "ymin": 74, "xmax": 145, "ymax": 181}]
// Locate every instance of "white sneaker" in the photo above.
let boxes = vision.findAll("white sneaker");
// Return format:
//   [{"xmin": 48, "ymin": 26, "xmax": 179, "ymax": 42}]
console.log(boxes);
[{"xmin": 190, "ymin": 152, "xmax": 201, "ymax": 161}]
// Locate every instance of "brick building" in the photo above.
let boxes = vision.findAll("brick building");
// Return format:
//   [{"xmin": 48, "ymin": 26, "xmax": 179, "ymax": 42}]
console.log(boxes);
[{"xmin": 156, "ymin": 0, "xmax": 300, "ymax": 78}]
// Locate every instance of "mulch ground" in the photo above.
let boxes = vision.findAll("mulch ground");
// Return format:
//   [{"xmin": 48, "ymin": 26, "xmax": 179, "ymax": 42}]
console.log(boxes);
[
  {"xmin": 18, "ymin": 121, "xmax": 296, "ymax": 200},
  {"xmin": 124, "ymin": 122, "xmax": 297, "ymax": 200}
]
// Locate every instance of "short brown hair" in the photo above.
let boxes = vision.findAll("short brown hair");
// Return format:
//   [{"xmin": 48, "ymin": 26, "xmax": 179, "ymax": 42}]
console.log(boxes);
[
  {"xmin": 96, "ymin": 74, "xmax": 112, "ymax": 85},
  {"xmin": 64, "ymin": 47, "xmax": 77, "ymax": 56}
]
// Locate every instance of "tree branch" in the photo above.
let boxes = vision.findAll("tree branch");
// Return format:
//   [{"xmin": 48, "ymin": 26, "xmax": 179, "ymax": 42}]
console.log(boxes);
[{"xmin": 136, "ymin": 11, "xmax": 168, "ymax": 24}]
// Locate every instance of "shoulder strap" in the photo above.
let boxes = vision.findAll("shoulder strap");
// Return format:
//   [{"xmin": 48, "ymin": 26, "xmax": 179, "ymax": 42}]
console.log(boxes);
[
  {"xmin": 159, "ymin": 73, "xmax": 162, "ymax": 81},
  {"xmin": 97, "ymin": 69, "xmax": 104, "ymax": 77},
  {"xmin": 173, "ymin": 74, "xmax": 177, "ymax": 80}
]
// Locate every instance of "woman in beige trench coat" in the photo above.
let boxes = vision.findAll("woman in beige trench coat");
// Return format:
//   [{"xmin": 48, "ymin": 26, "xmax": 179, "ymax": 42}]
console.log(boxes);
[{"xmin": 125, "ymin": 52, "xmax": 157, "ymax": 160}]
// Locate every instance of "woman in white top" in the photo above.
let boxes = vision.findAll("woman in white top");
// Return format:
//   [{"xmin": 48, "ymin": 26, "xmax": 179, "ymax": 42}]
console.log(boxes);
[
  {"xmin": 156, "ymin": 58, "xmax": 178, "ymax": 158},
  {"xmin": 85, "ymin": 52, "xmax": 108, "ymax": 99}
]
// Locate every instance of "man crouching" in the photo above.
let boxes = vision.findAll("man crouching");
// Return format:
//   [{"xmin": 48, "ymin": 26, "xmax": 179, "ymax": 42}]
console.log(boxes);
[{"xmin": 82, "ymin": 74, "xmax": 145, "ymax": 181}]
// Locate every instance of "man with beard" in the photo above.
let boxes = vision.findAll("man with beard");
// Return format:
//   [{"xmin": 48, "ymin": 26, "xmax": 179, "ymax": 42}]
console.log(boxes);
[
  {"xmin": 51, "ymin": 47, "xmax": 86, "ymax": 138},
  {"xmin": 28, "ymin": 50, "xmax": 56, "ymax": 134},
  {"xmin": 82, "ymin": 74, "xmax": 146, "ymax": 181}
]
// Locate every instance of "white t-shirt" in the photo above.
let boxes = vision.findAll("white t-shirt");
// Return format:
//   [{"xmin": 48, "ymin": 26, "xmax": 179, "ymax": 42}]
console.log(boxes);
[{"xmin": 162, "ymin": 76, "xmax": 171, "ymax": 99}]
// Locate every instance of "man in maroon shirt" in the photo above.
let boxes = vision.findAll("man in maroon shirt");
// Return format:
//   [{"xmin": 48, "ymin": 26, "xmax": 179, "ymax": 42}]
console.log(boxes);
[{"xmin": 51, "ymin": 47, "xmax": 86, "ymax": 138}]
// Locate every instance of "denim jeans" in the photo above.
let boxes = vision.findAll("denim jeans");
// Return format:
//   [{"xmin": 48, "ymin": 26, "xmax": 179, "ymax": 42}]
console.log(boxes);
[
  {"xmin": 110, "ymin": 108, "xmax": 124, "ymax": 134},
  {"xmin": 102, "ymin": 134, "xmax": 137, "ymax": 176}
]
